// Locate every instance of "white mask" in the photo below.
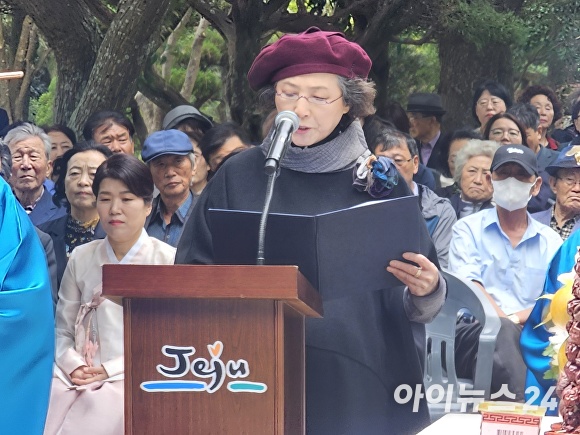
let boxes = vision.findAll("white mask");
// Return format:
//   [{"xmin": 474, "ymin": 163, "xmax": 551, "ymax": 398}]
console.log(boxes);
[{"xmin": 491, "ymin": 177, "xmax": 536, "ymax": 211}]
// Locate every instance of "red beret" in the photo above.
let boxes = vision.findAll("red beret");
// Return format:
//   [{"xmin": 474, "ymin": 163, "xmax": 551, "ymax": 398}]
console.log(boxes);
[{"xmin": 247, "ymin": 27, "xmax": 372, "ymax": 91}]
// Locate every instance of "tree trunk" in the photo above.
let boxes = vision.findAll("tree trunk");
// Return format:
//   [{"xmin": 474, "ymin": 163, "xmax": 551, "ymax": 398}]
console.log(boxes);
[
  {"xmin": 180, "ymin": 16, "xmax": 209, "ymax": 100},
  {"xmin": 0, "ymin": 18, "xmax": 13, "ymax": 121},
  {"xmin": 14, "ymin": 20, "xmax": 37, "ymax": 121},
  {"xmin": 227, "ymin": 1, "xmax": 266, "ymax": 142},
  {"xmin": 438, "ymin": 30, "xmax": 513, "ymax": 132},
  {"xmin": 68, "ymin": 0, "xmax": 172, "ymax": 133},
  {"xmin": 5, "ymin": 0, "xmax": 104, "ymax": 126}
]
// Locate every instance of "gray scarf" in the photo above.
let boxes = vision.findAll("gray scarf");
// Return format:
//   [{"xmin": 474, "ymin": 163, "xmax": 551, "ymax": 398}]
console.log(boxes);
[{"xmin": 259, "ymin": 119, "xmax": 371, "ymax": 173}]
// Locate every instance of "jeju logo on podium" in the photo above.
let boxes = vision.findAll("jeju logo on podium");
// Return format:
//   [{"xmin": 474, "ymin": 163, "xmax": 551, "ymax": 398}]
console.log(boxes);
[{"xmin": 140, "ymin": 341, "xmax": 268, "ymax": 394}]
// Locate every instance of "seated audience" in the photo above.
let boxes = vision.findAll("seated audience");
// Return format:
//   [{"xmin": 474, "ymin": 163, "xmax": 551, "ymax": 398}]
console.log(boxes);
[
  {"xmin": 162, "ymin": 104, "xmax": 213, "ymax": 135},
  {"xmin": 508, "ymin": 103, "xmax": 559, "ymax": 171},
  {"xmin": 449, "ymin": 144, "xmax": 562, "ymax": 401},
  {"xmin": 44, "ymin": 124, "xmax": 77, "ymax": 163},
  {"xmin": 1, "ymin": 142, "xmax": 58, "ymax": 308},
  {"xmin": 5, "ymin": 122, "xmax": 66, "ymax": 225},
  {"xmin": 532, "ymin": 145, "xmax": 580, "ymax": 240},
  {"xmin": 44, "ymin": 154, "xmax": 176, "ymax": 435},
  {"xmin": 556, "ymin": 100, "xmax": 580, "ymax": 148},
  {"xmin": 518, "ymin": 85, "xmax": 563, "ymax": 151},
  {"xmin": 183, "ymin": 130, "xmax": 210, "ymax": 197},
  {"xmin": 449, "ymin": 140, "xmax": 498, "ymax": 219},
  {"xmin": 43, "ymin": 124, "xmax": 77, "ymax": 190},
  {"xmin": 484, "ymin": 112, "xmax": 553, "ymax": 212},
  {"xmin": 472, "ymin": 80, "xmax": 512, "ymax": 135},
  {"xmin": 364, "ymin": 114, "xmax": 436, "ymax": 190},
  {"xmin": 82, "ymin": 110, "xmax": 135, "ymax": 155},
  {"xmin": 406, "ymin": 92, "xmax": 449, "ymax": 177},
  {"xmin": 141, "ymin": 129, "xmax": 197, "ymax": 247},
  {"xmin": 199, "ymin": 122, "xmax": 250, "ymax": 173},
  {"xmin": 438, "ymin": 129, "xmax": 483, "ymax": 197},
  {"xmin": 378, "ymin": 101, "xmax": 411, "ymax": 133},
  {"xmin": 484, "ymin": 112, "xmax": 528, "ymax": 146},
  {"xmin": 370, "ymin": 127, "xmax": 456, "ymax": 269},
  {"xmin": 446, "ymin": 129, "xmax": 483, "ymax": 179},
  {"xmin": 38, "ymin": 141, "xmax": 112, "ymax": 291}
]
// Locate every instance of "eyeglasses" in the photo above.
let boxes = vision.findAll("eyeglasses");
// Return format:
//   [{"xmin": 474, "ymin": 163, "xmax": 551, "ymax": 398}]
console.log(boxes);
[
  {"xmin": 275, "ymin": 92, "xmax": 343, "ymax": 106},
  {"xmin": 557, "ymin": 176, "xmax": 580, "ymax": 187},
  {"xmin": 391, "ymin": 157, "xmax": 413, "ymax": 167},
  {"xmin": 490, "ymin": 128, "xmax": 521, "ymax": 138}
]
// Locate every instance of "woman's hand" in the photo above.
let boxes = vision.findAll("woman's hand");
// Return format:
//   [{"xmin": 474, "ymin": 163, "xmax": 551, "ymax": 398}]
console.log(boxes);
[
  {"xmin": 387, "ymin": 252, "xmax": 439, "ymax": 296},
  {"xmin": 70, "ymin": 365, "xmax": 109, "ymax": 385}
]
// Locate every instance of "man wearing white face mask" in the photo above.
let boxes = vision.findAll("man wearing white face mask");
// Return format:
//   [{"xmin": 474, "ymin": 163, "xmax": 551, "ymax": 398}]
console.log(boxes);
[{"xmin": 449, "ymin": 144, "xmax": 562, "ymax": 401}]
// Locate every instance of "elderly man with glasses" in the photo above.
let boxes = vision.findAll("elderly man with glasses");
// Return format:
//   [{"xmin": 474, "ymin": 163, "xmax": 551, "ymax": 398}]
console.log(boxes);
[{"xmin": 532, "ymin": 144, "xmax": 580, "ymax": 240}]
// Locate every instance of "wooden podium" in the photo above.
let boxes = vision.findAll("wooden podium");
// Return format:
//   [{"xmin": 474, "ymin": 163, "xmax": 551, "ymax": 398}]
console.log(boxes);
[{"xmin": 102, "ymin": 264, "xmax": 322, "ymax": 435}]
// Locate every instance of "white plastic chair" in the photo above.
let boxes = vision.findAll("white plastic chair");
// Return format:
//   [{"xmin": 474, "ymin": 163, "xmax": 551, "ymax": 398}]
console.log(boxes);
[{"xmin": 423, "ymin": 270, "xmax": 501, "ymax": 421}]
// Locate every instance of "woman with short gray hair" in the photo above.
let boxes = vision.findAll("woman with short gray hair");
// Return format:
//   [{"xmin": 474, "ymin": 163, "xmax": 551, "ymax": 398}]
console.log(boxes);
[{"xmin": 450, "ymin": 139, "xmax": 499, "ymax": 219}]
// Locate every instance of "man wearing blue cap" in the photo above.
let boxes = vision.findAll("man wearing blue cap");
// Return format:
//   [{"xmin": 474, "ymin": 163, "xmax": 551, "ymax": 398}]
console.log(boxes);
[
  {"xmin": 141, "ymin": 129, "xmax": 197, "ymax": 247},
  {"xmin": 532, "ymin": 144, "xmax": 580, "ymax": 240},
  {"xmin": 449, "ymin": 144, "xmax": 562, "ymax": 401}
]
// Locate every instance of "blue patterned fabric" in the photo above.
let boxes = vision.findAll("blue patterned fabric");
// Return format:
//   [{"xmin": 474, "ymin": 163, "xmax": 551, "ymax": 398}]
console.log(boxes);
[
  {"xmin": 520, "ymin": 229, "xmax": 580, "ymax": 415},
  {"xmin": 0, "ymin": 177, "xmax": 54, "ymax": 433}
]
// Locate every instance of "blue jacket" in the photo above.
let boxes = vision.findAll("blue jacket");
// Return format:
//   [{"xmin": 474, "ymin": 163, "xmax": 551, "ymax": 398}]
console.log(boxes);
[
  {"xmin": 532, "ymin": 207, "xmax": 580, "ymax": 237},
  {"xmin": 28, "ymin": 187, "xmax": 66, "ymax": 226}
]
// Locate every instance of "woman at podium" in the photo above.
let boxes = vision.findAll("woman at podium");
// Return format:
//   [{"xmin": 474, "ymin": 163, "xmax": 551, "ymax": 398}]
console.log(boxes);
[
  {"xmin": 176, "ymin": 28, "xmax": 446, "ymax": 434},
  {"xmin": 44, "ymin": 154, "xmax": 176, "ymax": 435}
]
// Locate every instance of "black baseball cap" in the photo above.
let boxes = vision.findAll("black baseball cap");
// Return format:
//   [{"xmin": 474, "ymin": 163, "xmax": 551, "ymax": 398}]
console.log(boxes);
[{"xmin": 491, "ymin": 144, "xmax": 538, "ymax": 176}]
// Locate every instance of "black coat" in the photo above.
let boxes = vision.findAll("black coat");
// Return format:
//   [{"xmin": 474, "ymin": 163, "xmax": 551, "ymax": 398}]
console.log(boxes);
[
  {"xmin": 419, "ymin": 132, "xmax": 451, "ymax": 177},
  {"xmin": 448, "ymin": 193, "xmax": 494, "ymax": 219},
  {"xmin": 38, "ymin": 215, "xmax": 106, "ymax": 291},
  {"xmin": 176, "ymin": 147, "xmax": 439, "ymax": 434},
  {"xmin": 34, "ymin": 227, "xmax": 58, "ymax": 309}
]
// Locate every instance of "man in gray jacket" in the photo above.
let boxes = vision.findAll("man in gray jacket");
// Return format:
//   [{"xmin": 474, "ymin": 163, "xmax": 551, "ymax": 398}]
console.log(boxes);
[{"xmin": 371, "ymin": 127, "xmax": 457, "ymax": 269}]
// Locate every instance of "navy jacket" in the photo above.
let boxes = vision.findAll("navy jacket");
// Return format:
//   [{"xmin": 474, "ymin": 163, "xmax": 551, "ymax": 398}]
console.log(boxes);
[
  {"xmin": 28, "ymin": 188, "xmax": 66, "ymax": 226},
  {"xmin": 38, "ymin": 215, "xmax": 106, "ymax": 290}
]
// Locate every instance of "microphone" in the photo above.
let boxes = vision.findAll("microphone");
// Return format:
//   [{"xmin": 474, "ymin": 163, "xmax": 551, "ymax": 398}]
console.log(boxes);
[{"xmin": 264, "ymin": 111, "xmax": 300, "ymax": 175}]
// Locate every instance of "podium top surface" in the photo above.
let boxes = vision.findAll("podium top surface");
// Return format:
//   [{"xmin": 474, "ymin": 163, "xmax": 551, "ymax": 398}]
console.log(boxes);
[{"xmin": 102, "ymin": 264, "xmax": 322, "ymax": 318}]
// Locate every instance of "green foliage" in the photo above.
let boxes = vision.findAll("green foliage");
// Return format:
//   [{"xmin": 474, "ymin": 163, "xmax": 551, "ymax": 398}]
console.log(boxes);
[
  {"xmin": 515, "ymin": 0, "xmax": 580, "ymax": 86},
  {"xmin": 439, "ymin": 0, "xmax": 527, "ymax": 50},
  {"xmin": 157, "ymin": 23, "xmax": 226, "ymax": 119},
  {"xmin": 387, "ymin": 42, "xmax": 440, "ymax": 105},
  {"xmin": 29, "ymin": 77, "xmax": 56, "ymax": 125}
]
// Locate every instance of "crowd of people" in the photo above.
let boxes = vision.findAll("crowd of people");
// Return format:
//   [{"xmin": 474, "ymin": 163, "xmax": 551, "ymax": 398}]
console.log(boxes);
[{"xmin": 2, "ymin": 25, "xmax": 580, "ymax": 434}]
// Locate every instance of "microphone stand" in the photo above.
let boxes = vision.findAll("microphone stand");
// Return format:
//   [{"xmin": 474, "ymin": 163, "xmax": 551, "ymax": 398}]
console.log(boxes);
[
  {"xmin": 256, "ymin": 111, "xmax": 298, "ymax": 265},
  {"xmin": 256, "ymin": 170, "xmax": 277, "ymax": 265}
]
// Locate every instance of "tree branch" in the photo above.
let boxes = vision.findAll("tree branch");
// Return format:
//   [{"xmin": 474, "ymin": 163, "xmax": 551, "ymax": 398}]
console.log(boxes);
[
  {"xmin": 161, "ymin": 7, "xmax": 193, "ymax": 79},
  {"xmin": 82, "ymin": 0, "xmax": 114, "ymax": 26},
  {"xmin": 262, "ymin": 0, "xmax": 290, "ymax": 19},
  {"xmin": 389, "ymin": 29, "xmax": 435, "ymax": 46},
  {"xmin": 188, "ymin": 0, "xmax": 233, "ymax": 41},
  {"xmin": 181, "ymin": 16, "xmax": 210, "ymax": 99},
  {"xmin": 138, "ymin": 61, "xmax": 190, "ymax": 112}
]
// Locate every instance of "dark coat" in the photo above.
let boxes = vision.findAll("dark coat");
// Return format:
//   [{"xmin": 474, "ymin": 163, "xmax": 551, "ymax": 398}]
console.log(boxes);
[
  {"xmin": 448, "ymin": 193, "xmax": 494, "ymax": 219},
  {"xmin": 419, "ymin": 131, "xmax": 451, "ymax": 177},
  {"xmin": 176, "ymin": 146, "xmax": 439, "ymax": 434},
  {"xmin": 35, "ymin": 227, "xmax": 58, "ymax": 310},
  {"xmin": 38, "ymin": 215, "xmax": 106, "ymax": 291},
  {"xmin": 28, "ymin": 188, "xmax": 66, "ymax": 226}
]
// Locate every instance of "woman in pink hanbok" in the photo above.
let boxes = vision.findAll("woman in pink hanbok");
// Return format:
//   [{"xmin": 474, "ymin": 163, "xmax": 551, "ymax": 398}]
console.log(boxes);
[{"xmin": 44, "ymin": 154, "xmax": 176, "ymax": 435}]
